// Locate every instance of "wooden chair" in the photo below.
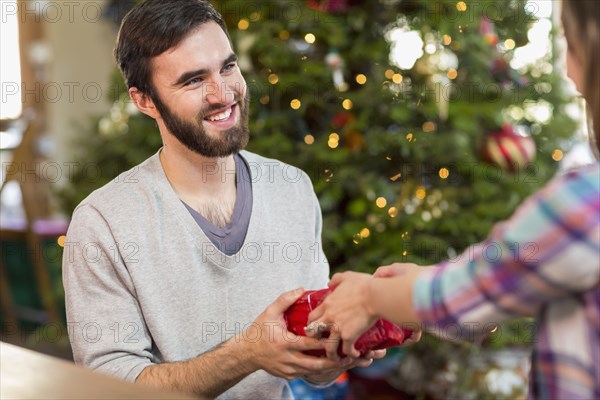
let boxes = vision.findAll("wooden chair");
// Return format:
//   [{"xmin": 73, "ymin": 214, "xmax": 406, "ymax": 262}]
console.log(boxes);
[{"xmin": 1, "ymin": 114, "xmax": 63, "ymax": 328}]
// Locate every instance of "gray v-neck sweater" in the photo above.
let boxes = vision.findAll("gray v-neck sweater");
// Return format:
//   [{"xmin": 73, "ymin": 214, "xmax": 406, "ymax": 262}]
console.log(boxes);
[{"xmin": 63, "ymin": 150, "xmax": 329, "ymax": 399}]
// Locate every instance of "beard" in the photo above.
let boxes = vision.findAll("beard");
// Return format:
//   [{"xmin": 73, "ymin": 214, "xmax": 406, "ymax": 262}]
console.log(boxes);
[{"xmin": 152, "ymin": 91, "xmax": 250, "ymax": 158}]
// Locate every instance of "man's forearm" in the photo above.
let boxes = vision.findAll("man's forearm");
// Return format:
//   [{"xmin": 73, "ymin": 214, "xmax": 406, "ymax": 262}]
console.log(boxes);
[{"xmin": 136, "ymin": 335, "xmax": 257, "ymax": 398}]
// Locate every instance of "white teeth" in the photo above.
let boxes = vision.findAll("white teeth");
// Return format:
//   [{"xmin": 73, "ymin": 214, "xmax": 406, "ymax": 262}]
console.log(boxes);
[{"xmin": 206, "ymin": 107, "xmax": 232, "ymax": 121}]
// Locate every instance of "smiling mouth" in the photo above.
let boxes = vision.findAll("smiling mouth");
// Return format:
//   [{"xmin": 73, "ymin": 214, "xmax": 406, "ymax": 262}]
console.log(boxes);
[{"xmin": 204, "ymin": 104, "xmax": 235, "ymax": 122}]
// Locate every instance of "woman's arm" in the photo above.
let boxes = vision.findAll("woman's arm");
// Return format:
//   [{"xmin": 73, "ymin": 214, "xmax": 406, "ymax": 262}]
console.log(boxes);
[{"xmin": 309, "ymin": 164, "xmax": 600, "ymax": 357}]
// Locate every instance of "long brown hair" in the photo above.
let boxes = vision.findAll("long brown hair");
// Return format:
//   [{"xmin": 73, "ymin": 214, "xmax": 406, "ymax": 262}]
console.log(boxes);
[{"xmin": 561, "ymin": 0, "xmax": 600, "ymax": 159}]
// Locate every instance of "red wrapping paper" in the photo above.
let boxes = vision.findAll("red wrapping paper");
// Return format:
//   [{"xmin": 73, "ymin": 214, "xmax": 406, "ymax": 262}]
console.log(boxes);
[{"xmin": 284, "ymin": 288, "xmax": 412, "ymax": 357}]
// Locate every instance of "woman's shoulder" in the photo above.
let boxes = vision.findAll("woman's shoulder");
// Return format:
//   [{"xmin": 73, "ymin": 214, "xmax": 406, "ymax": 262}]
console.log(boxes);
[
  {"xmin": 560, "ymin": 162, "xmax": 600, "ymax": 180},
  {"xmin": 551, "ymin": 162, "xmax": 600, "ymax": 193}
]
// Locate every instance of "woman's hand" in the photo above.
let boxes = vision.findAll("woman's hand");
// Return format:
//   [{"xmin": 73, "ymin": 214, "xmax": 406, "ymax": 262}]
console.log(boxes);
[
  {"xmin": 373, "ymin": 262, "xmax": 424, "ymax": 278},
  {"xmin": 307, "ymin": 271, "xmax": 379, "ymax": 358},
  {"xmin": 308, "ymin": 263, "xmax": 426, "ymax": 358}
]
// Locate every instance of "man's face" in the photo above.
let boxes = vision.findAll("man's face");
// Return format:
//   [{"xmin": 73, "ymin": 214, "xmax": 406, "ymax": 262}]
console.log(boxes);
[{"xmin": 149, "ymin": 21, "xmax": 249, "ymax": 157}]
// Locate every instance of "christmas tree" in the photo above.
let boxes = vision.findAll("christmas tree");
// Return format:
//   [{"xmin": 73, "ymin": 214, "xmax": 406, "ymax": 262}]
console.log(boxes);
[{"xmin": 58, "ymin": 0, "xmax": 578, "ymax": 397}]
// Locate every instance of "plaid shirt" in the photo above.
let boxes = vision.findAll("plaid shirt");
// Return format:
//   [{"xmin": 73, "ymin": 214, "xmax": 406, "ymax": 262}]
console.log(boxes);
[{"xmin": 413, "ymin": 163, "xmax": 600, "ymax": 399}]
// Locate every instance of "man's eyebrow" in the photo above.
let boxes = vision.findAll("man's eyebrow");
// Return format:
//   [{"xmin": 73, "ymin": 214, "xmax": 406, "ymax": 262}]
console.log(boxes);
[
  {"xmin": 223, "ymin": 53, "xmax": 238, "ymax": 67},
  {"xmin": 173, "ymin": 53, "xmax": 239, "ymax": 86}
]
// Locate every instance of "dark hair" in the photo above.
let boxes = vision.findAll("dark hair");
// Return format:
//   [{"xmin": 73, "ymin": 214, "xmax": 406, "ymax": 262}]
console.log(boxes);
[
  {"xmin": 114, "ymin": 0, "xmax": 228, "ymax": 98},
  {"xmin": 561, "ymin": 0, "xmax": 600, "ymax": 159}
]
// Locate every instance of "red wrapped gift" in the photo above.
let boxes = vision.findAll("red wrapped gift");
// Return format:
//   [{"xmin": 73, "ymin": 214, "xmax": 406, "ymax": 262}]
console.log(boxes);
[{"xmin": 284, "ymin": 288, "xmax": 412, "ymax": 357}]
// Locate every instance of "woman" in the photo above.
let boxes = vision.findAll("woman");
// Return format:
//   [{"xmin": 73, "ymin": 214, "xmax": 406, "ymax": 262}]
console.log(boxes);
[{"xmin": 308, "ymin": 1, "xmax": 599, "ymax": 398}]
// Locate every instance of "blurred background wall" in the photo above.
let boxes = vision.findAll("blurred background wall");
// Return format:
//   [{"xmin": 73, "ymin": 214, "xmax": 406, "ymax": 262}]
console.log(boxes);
[{"xmin": 1, "ymin": 0, "xmax": 117, "ymax": 357}]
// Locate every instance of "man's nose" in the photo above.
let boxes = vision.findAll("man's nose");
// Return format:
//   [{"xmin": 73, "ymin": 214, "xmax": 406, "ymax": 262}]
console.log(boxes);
[{"xmin": 205, "ymin": 75, "xmax": 231, "ymax": 104}]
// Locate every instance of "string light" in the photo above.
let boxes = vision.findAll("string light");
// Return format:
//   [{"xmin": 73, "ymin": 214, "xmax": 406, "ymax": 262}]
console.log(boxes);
[
  {"xmin": 290, "ymin": 99, "xmax": 301, "ymax": 109},
  {"xmin": 376, "ymin": 197, "xmax": 387, "ymax": 208},
  {"xmin": 443, "ymin": 34, "xmax": 452, "ymax": 45},
  {"xmin": 504, "ymin": 39, "xmax": 516, "ymax": 50},
  {"xmin": 323, "ymin": 168, "xmax": 334, "ymax": 183},
  {"xmin": 238, "ymin": 19, "xmax": 250, "ymax": 30},
  {"xmin": 260, "ymin": 95, "xmax": 270, "ymax": 105},
  {"xmin": 268, "ymin": 73, "xmax": 279, "ymax": 84},
  {"xmin": 356, "ymin": 74, "xmax": 367, "ymax": 84},
  {"xmin": 406, "ymin": 133, "xmax": 414, "ymax": 142},
  {"xmin": 57, "ymin": 235, "xmax": 66, "ymax": 247},
  {"xmin": 304, "ymin": 33, "xmax": 316, "ymax": 44},
  {"xmin": 425, "ymin": 43, "xmax": 437, "ymax": 54},
  {"xmin": 392, "ymin": 73, "xmax": 403, "ymax": 84},
  {"xmin": 328, "ymin": 133, "xmax": 339, "ymax": 149},
  {"xmin": 342, "ymin": 99, "xmax": 353, "ymax": 110},
  {"xmin": 279, "ymin": 30, "xmax": 290, "ymax": 40},
  {"xmin": 304, "ymin": 134, "xmax": 315, "ymax": 145},
  {"xmin": 439, "ymin": 168, "xmax": 450, "ymax": 179},
  {"xmin": 388, "ymin": 207, "xmax": 398, "ymax": 218},
  {"xmin": 456, "ymin": 1, "xmax": 467, "ymax": 12},
  {"xmin": 447, "ymin": 69, "xmax": 458, "ymax": 80},
  {"xmin": 416, "ymin": 186, "xmax": 427, "ymax": 200},
  {"xmin": 423, "ymin": 121, "xmax": 437, "ymax": 132},
  {"xmin": 385, "ymin": 69, "xmax": 395, "ymax": 79},
  {"xmin": 552, "ymin": 149, "xmax": 564, "ymax": 161},
  {"xmin": 390, "ymin": 172, "xmax": 402, "ymax": 181},
  {"xmin": 360, "ymin": 228, "xmax": 370, "ymax": 238}
]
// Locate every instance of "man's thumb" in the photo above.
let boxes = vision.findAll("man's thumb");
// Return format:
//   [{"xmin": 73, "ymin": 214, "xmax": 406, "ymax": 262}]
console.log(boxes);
[{"xmin": 270, "ymin": 287, "xmax": 305, "ymax": 314}]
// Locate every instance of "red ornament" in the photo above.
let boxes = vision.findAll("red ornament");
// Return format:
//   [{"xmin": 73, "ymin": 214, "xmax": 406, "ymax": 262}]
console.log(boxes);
[
  {"xmin": 306, "ymin": 0, "xmax": 349, "ymax": 13},
  {"xmin": 483, "ymin": 124, "xmax": 536, "ymax": 171},
  {"xmin": 331, "ymin": 111, "xmax": 355, "ymax": 129},
  {"xmin": 284, "ymin": 288, "xmax": 412, "ymax": 357}
]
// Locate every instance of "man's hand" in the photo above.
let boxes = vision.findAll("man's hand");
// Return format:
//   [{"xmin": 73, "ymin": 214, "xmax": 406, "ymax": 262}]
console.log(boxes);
[
  {"xmin": 243, "ymin": 288, "xmax": 350, "ymax": 381},
  {"xmin": 303, "ymin": 349, "xmax": 386, "ymax": 387}
]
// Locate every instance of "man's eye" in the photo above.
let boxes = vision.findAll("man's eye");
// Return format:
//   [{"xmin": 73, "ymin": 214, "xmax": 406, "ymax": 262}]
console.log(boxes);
[
  {"xmin": 187, "ymin": 77, "xmax": 202, "ymax": 86},
  {"xmin": 223, "ymin": 63, "xmax": 236, "ymax": 72}
]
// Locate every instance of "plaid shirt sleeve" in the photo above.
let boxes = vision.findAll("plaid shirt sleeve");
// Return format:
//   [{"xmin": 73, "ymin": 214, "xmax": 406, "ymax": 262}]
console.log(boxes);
[
  {"xmin": 413, "ymin": 163, "xmax": 599, "ymax": 334},
  {"xmin": 412, "ymin": 163, "xmax": 600, "ymax": 398}
]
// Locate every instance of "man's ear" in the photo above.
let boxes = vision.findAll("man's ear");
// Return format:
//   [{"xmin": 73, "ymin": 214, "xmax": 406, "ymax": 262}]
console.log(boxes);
[{"xmin": 129, "ymin": 87, "xmax": 161, "ymax": 120}]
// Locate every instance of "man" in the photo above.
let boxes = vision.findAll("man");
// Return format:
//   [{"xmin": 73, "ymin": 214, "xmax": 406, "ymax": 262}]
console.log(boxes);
[{"xmin": 63, "ymin": 0, "xmax": 381, "ymax": 398}]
